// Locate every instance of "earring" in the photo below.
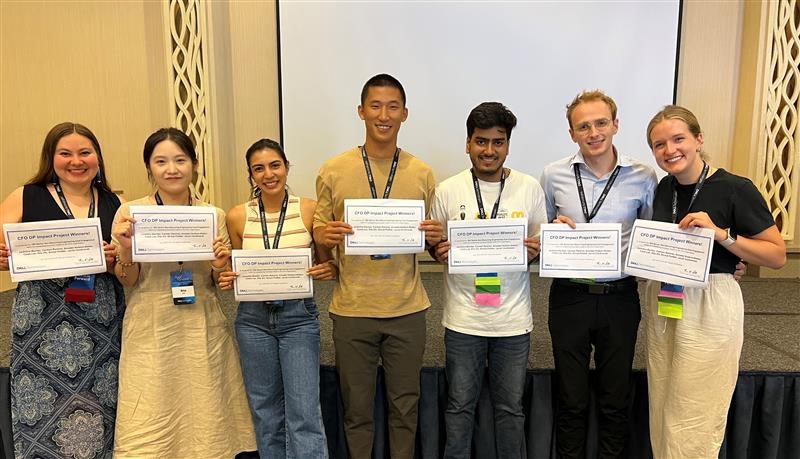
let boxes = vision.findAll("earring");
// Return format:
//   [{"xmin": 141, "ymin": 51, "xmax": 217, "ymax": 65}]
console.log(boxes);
[
  {"xmin": 94, "ymin": 173, "xmax": 102, "ymax": 185},
  {"xmin": 253, "ymin": 185, "xmax": 262, "ymax": 197}
]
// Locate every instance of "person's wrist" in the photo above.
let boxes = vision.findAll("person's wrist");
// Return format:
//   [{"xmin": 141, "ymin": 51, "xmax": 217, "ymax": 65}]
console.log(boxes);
[
  {"xmin": 719, "ymin": 228, "xmax": 737, "ymax": 248},
  {"xmin": 210, "ymin": 263, "xmax": 227, "ymax": 273},
  {"xmin": 115, "ymin": 254, "xmax": 135, "ymax": 266}
]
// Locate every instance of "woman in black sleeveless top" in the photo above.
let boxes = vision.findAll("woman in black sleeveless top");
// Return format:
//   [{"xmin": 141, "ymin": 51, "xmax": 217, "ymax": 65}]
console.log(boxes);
[
  {"xmin": 0, "ymin": 122, "xmax": 125, "ymax": 458},
  {"xmin": 643, "ymin": 106, "xmax": 785, "ymax": 458}
]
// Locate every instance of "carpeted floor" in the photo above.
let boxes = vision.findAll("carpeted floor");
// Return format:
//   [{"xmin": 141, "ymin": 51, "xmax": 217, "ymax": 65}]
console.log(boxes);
[{"xmin": 2, "ymin": 273, "xmax": 798, "ymax": 371}]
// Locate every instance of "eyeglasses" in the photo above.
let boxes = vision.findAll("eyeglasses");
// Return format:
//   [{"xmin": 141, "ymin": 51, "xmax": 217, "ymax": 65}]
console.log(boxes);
[{"xmin": 574, "ymin": 118, "xmax": 613, "ymax": 135}]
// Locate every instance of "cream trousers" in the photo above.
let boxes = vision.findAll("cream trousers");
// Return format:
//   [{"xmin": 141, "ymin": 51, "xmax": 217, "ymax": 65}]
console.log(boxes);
[{"xmin": 645, "ymin": 274, "xmax": 743, "ymax": 459}]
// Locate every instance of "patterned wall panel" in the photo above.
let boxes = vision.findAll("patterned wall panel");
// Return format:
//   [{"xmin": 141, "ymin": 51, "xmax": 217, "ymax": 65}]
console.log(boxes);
[
  {"xmin": 164, "ymin": 0, "xmax": 214, "ymax": 203},
  {"xmin": 754, "ymin": 0, "xmax": 799, "ymax": 240}
]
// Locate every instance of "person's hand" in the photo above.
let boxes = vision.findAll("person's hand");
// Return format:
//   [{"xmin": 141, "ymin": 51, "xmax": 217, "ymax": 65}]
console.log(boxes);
[
  {"xmin": 420, "ymin": 219, "xmax": 444, "ymax": 247},
  {"xmin": 103, "ymin": 242, "xmax": 117, "ymax": 271},
  {"xmin": 0, "ymin": 242, "xmax": 9, "ymax": 271},
  {"xmin": 318, "ymin": 221, "xmax": 353, "ymax": 249},
  {"xmin": 112, "ymin": 216, "xmax": 136, "ymax": 250},
  {"xmin": 524, "ymin": 236, "xmax": 541, "ymax": 261},
  {"xmin": 733, "ymin": 261, "xmax": 747, "ymax": 281},
  {"xmin": 217, "ymin": 270, "xmax": 237, "ymax": 290},
  {"xmin": 678, "ymin": 211, "xmax": 724, "ymax": 240},
  {"xmin": 308, "ymin": 260, "xmax": 338, "ymax": 280},
  {"xmin": 553, "ymin": 214, "xmax": 577, "ymax": 229},
  {"xmin": 433, "ymin": 240, "xmax": 451, "ymax": 264},
  {"xmin": 553, "ymin": 215, "xmax": 575, "ymax": 229},
  {"xmin": 211, "ymin": 237, "xmax": 230, "ymax": 270}
]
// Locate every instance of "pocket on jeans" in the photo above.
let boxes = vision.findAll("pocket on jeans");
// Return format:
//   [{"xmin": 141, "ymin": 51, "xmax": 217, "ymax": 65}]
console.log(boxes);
[{"xmin": 302, "ymin": 298, "xmax": 319, "ymax": 319}]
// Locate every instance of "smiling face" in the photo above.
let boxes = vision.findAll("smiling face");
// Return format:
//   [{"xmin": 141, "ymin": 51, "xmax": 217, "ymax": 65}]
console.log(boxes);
[
  {"xmin": 147, "ymin": 139, "xmax": 196, "ymax": 196},
  {"xmin": 568, "ymin": 100, "xmax": 619, "ymax": 162},
  {"xmin": 358, "ymin": 85, "xmax": 408, "ymax": 147},
  {"xmin": 248, "ymin": 148, "xmax": 288, "ymax": 198},
  {"xmin": 467, "ymin": 126, "xmax": 509, "ymax": 182},
  {"xmin": 649, "ymin": 118, "xmax": 705, "ymax": 183},
  {"xmin": 52, "ymin": 133, "xmax": 100, "ymax": 188}
]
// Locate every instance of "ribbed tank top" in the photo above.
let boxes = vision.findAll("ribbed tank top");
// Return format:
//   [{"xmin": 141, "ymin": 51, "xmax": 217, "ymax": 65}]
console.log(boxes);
[{"xmin": 241, "ymin": 195, "xmax": 312, "ymax": 249}]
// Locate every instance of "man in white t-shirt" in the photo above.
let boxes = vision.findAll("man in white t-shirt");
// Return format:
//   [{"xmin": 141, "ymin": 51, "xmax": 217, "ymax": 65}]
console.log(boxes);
[{"xmin": 430, "ymin": 102, "xmax": 548, "ymax": 458}]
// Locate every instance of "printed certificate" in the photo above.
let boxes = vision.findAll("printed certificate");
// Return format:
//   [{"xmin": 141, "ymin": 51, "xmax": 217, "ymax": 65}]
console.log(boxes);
[
  {"xmin": 231, "ymin": 248, "xmax": 313, "ymax": 301},
  {"xmin": 447, "ymin": 218, "xmax": 528, "ymax": 274},
  {"xmin": 4, "ymin": 218, "xmax": 106, "ymax": 282},
  {"xmin": 624, "ymin": 219, "xmax": 714, "ymax": 287},
  {"xmin": 539, "ymin": 223, "xmax": 622, "ymax": 278},
  {"xmin": 130, "ymin": 205, "xmax": 217, "ymax": 262},
  {"xmin": 344, "ymin": 199, "xmax": 425, "ymax": 255}
]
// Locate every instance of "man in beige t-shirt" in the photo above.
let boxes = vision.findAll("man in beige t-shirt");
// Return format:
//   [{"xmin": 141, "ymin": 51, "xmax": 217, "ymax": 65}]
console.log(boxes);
[{"xmin": 314, "ymin": 73, "xmax": 443, "ymax": 459}]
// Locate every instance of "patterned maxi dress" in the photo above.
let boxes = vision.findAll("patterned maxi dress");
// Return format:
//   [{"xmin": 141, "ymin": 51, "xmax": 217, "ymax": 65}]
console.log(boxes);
[{"xmin": 10, "ymin": 184, "xmax": 125, "ymax": 459}]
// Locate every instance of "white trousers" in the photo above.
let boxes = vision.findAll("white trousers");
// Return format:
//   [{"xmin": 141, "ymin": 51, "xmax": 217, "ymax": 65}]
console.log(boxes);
[{"xmin": 645, "ymin": 274, "xmax": 743, "ymax": 459}]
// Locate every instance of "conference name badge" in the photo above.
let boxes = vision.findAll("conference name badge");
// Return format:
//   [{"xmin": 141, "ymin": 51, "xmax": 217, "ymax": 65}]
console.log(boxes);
[
  {"xmin": 170, "ymin": 269, "xmax": 196, "ymax": 305},
  {"xmin": 474, "ymin": 273, "xmax": 501, "ymax": 307},
  {"xmin": 657, "ymin": 282, "xmax": 684, "ymax": 319},
  {"xmin": 65, "ymin": 274, "xmax": 96, "ymax": 303}
]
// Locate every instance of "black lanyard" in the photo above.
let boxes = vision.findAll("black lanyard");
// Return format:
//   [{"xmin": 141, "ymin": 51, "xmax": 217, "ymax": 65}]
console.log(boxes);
[
  {"xmin": 257, "ymin": 192, "xmax": 289, "ymax": 250},
  {"xmin": 54, "ymin": 182, "xmax": 95, "ymax": 219},
  {"xmin": 671, "ymin": 162, "xmax": 709, "ymax": 223},
  {"xmin": 154, "ymin": 191, "xmax": 192, "ymax": 206},
  {"xmin": 574, "ymin": 163, "xmax": 621, "ymax": 223},
  {"xmin": 471, "ymin": 168, "xmax": 506, "ymax": 219},
  {"xmin": 361, "ymin": 146, "xmax": 399, "ymax": 199}
]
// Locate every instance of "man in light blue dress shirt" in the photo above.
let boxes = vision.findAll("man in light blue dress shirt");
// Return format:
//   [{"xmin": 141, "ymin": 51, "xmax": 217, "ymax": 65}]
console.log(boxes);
[{"xmin": 540, "ymin": 90, "xmax": 657, "ymax": 459}]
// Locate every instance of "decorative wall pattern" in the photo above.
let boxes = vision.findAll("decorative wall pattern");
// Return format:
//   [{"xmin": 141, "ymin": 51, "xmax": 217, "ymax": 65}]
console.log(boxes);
[
  {"xmin": 755, "ymin": 0, "xmax": 799, "ymax": 240},
  {"xmin": 164, "ymin": 0, "xmax": 214, "ymax": 203}
]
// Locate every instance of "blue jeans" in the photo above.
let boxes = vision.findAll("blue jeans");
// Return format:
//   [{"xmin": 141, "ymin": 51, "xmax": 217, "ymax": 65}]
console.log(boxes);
[
  {"xmin": 444, "ymin": 328, "xmax": 530, "ymax": 459},
  {"xmin": 235, "ymin": 298, "xmax": 328, "ymax": 459}
]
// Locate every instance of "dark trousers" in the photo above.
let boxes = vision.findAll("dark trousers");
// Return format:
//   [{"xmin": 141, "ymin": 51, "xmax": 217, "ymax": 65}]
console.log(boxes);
[
  {"xmin": 331, "ymin": 309, "xmax": 427, "ymax": 459},
  {"xmin": 548, "ymin": 279, "xmax": 641, "ymax": 459}
]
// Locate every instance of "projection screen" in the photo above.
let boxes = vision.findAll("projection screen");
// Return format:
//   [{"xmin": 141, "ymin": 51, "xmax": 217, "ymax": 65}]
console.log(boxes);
[{"xmin": 278, "ymin": 1, "xmax": 681, "ymax": 198}]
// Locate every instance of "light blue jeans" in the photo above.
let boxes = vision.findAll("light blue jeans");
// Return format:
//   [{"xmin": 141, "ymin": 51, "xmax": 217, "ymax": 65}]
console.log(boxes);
[
  {"xmin": 235, "ymin": 298, "xmax": 328, "ymax": 459},
  {"xmin": 444, "ymin": 328, "xmax": 530, "ymax": 459}
]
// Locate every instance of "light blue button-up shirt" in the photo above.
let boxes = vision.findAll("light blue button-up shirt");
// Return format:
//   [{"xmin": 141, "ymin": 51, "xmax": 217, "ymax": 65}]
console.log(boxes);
[{"xmin": 540, "ymin": 150, "xmax": 657, "ymax": 280}]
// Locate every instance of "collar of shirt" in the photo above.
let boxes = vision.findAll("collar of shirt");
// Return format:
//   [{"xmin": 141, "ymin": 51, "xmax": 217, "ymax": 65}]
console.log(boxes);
[{"xmin": 569, "ymin": 147, "xmax": 634, "ymax": 178}]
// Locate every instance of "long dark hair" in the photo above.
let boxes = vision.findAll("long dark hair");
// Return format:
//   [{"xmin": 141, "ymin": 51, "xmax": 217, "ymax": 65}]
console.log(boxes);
[{"xmin": 26, "ymin": 122, "xmax": 112, "ymax": 192}]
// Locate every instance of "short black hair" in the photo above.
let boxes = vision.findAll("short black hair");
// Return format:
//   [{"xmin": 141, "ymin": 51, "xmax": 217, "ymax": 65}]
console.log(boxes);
[
  {"xmin": 466, "ymin": 102, "xmax": 517, "ymax": 140},
  {"xmin": 360, "ymin": 73, "xmax": 406, "ymax": 106}
]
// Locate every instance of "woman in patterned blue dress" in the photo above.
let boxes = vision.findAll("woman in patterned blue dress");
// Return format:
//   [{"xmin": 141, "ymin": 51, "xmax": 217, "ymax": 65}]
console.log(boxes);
[{"xmin": 0, "ymin": 122, "xmax": 125, "ymax": 459}]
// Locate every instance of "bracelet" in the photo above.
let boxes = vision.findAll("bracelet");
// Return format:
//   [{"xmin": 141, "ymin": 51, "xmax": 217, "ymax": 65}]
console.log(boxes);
[
  {"xmin": 114, "ymin": 254, "xmax": 136, "ymax": 267},
  {"xmin": 115, "ymin": 255, "xmax": 138, "ymax": 279}
]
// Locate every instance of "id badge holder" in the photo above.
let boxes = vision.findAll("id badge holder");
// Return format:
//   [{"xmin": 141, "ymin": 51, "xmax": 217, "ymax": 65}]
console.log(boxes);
[
  {"xmin": 657, "ymin": 282, "xmax": 684, "ymax": 319},
  {"xmin": 170, "ymin": 267, "xmax": 196, "ymax": 305},
  {"xmin": 474, "ymin": 273, "xmax": 501, "ymax": 307},
  {"xmin": 65, "ymin": 275, "xmax": 96, "ymax": 303}
]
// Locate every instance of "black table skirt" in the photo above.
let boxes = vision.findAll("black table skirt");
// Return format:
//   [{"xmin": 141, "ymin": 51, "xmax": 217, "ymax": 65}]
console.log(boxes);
[{"xmin": 2, "ymin": 367, "xmax": 798, "ymax": 458}]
